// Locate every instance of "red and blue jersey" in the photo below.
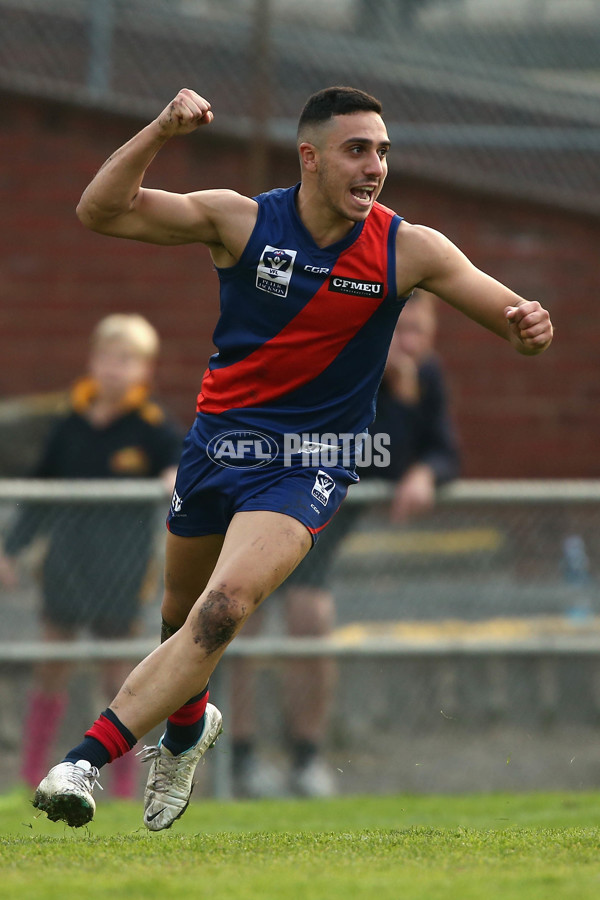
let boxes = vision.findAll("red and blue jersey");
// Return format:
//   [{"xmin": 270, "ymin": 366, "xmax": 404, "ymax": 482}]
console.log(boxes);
[{"xmin": 197, "ymin": 184, "xmax": 405, "ymax": 441}]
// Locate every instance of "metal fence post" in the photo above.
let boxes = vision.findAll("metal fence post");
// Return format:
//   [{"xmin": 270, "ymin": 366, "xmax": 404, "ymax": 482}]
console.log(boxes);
[{"xmin": 87, "ymin": 0, "xmax": 115, "ymax": 97}]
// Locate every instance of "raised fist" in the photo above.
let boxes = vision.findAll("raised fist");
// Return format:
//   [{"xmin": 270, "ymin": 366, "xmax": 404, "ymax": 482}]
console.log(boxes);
[{"xmin": 156, "ymin": 88, "xmax": 213, "ymax": 138}]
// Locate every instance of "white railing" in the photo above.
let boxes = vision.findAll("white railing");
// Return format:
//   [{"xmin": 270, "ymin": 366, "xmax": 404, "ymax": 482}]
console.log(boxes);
[{"xmin": 2, "ymin": 476, "xmax": 600, "ymax": 503}]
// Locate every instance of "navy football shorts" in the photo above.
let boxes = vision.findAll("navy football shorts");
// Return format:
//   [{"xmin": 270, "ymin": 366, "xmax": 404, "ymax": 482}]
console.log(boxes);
[{"xmin": 166, "ymin": 416, "xmax": 358, "ymax": 544}]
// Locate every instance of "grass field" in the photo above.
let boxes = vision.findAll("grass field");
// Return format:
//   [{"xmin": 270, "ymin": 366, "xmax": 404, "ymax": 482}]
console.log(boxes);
[{"xmin": 2, "ymin": 789, "xmax": 600, "ymax": 899}]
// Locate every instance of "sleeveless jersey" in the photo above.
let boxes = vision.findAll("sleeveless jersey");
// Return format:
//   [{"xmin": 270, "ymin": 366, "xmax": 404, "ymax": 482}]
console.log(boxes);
[{"xmin": 197, "ymin": 184, "xmax": 405, "ymax": 441}]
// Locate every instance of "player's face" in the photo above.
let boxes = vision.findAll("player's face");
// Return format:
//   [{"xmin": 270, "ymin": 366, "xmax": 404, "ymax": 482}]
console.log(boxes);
[
  {"xmin": 89, "ymin": 338, "xmax": 153, "ymax": 401},
  {"xmin": 316, "ymin": 111, "xmax": 390, "ymax": 223}
]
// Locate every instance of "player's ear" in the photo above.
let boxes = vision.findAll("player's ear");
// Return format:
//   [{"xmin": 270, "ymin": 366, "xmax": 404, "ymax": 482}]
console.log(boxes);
[{"xmin": 298, "ymin": 141, "xmax": 318, "ymax": 173}]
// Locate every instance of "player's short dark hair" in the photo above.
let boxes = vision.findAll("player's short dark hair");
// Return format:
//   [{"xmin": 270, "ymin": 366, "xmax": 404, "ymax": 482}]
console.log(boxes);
[{"xmin": 297, "ymin": 86, "xmax": 382, "ymax": 139}]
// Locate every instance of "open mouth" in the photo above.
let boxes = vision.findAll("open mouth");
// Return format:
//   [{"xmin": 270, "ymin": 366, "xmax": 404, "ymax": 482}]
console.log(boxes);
[{"xmin": 350, "ymin": 186, "xmax": 375, "ymax": 204}]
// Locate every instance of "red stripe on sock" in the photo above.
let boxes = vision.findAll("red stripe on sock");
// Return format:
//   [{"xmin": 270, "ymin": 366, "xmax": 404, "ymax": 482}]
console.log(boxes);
[
  {"xmin": 85, "ymin": 714, "xmax": 133, "ymax": 761},
  {"xmin": 167, "ymin": 692, "xmax": 209, "ymax": 727}
]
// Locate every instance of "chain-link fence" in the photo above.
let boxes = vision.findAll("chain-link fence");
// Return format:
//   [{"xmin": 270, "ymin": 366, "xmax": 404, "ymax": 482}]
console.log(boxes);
[
  {"xmin": 0, "ymin": 479, "xmax": 168, "ymax": 643},
  {"xmin": 1, "ymin": 478, "xmax": 600, "ymax": 798},
  {"xmin": 1, "ymin": 0, "xmax": 600, "ymax": 212}
]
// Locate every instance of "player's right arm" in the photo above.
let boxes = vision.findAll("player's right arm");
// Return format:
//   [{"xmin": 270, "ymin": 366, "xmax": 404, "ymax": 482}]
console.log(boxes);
[{"xmin": 76, "ymin": 89, "xmax": 257, "ymax": 262}]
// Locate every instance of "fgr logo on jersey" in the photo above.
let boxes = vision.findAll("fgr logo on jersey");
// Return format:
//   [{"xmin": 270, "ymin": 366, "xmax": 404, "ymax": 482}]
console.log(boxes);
[
  {"xmin": 256, "ymin": 245, "xmax": 297, "ymax": 297},
  {"xmin": 311, "ymin": 470, "xmax": 336, "ymax": 507},
  {"xmin": 207, "ymin": 431, "xmax": 279, "ymax": 468}
]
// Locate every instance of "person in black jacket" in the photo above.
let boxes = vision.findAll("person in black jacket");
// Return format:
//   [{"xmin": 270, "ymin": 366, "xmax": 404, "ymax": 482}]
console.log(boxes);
[
  {"xmin": 229, "ymin": 289, "xmax": 461, "ymax": 798},
  {"xmin": 0, "ymin": 314, "xmax": 182, "ymax": 796}
]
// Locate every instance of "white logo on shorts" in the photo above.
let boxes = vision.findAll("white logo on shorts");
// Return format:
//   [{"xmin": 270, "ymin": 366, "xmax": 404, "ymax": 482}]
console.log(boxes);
[
  {"xmin": 171, "ymin": 489, "xmax": 183, "ymax": 513},
  {"xmin": 206, "ymin": 430, "xmax": 279, "ymax": 468},
  {"xmin": 311, "ymin": 470, "xmax": 335, "ymax": 507}
]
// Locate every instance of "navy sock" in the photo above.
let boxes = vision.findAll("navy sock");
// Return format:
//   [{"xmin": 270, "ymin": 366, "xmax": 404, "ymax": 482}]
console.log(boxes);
[
  {"xmin": 232, "ymin": 740, "xmax": 255, "ymax": 769},
  {"xmin": 162, "ymin": 685, "xmax": 209, "ymax": 756},
  {"xmin": 292, "ymin": 739, "xmax": 319, "ymax": 770},
  {"xmin": 63, "ymin": 736, "xmax": 112, "ymax": 770}
]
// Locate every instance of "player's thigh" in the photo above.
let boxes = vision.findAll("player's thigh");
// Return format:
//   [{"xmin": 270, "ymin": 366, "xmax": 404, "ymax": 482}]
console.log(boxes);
[
  {"xmin": 205, "ymin": 509, "xmax": 312, "ymax": 612},
  {"xmin": 163, "ymin": 530, "xmax": 225, "ymax": 626}
]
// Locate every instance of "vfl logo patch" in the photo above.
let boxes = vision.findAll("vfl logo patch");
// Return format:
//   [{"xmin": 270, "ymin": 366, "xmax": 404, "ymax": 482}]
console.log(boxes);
[
  {"xmin": 311, "ymin": 470, "xmax": 336, "ymax": 507},
  {"xmin": 329, "ymin": 277, "xmax": 384, "ymax": 298},
  {"xmin": 257, "ymin": 245, "xmax": 297, "ymax": 297}
]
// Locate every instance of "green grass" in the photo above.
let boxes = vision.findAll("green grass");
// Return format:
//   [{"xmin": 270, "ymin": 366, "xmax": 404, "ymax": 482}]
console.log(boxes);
[{"xmin": 2, "ymin": 789, "xmax": 600, "ymax": 899}]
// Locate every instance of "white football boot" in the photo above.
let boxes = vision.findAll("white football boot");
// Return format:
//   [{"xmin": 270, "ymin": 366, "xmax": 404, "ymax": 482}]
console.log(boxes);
[
  {"xmin": 140, "ymin": 703, "xmax": 223, "ymax": 831},
  {"xmin": 33, "ymin": 759, "xmax": 101, "ymax": 827}
]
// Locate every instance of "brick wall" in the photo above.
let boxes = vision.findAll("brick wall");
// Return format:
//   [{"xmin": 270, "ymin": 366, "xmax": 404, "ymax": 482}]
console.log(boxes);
[{"xmin": 2, "ymin": 94, "xmax": 598, "ymax": 477}]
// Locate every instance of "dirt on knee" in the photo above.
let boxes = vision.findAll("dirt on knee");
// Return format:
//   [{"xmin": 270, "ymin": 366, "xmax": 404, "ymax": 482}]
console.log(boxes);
[{"xmin": 191, "ymin": 589, "xmax": 245, "ymax": 654}]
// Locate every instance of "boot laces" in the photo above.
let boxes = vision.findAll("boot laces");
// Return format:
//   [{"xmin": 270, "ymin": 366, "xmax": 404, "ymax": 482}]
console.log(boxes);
[
  {"xmin": 67, "ymin": 763, "xmax": 103, "ymax": 793},
  {"xmin": 137, "ymin": 743, "xmax": 197, "ymax": 793}
]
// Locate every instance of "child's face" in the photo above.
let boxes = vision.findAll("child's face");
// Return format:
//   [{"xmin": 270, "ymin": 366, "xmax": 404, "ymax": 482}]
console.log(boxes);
[{"xmin": 89, "ymin": 338, "xmax": 153, "ymax": 400}]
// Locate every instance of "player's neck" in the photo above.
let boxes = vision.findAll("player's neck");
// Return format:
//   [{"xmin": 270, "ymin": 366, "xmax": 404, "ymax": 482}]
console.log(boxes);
[{"xmin": 296, "ymin": 184, "xmax": 356, "ymax": 249}]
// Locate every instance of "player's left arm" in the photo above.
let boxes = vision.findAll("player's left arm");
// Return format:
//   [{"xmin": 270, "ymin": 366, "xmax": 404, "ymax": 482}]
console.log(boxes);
[{"xmin": 398, "ymin": 224, "xmax": 553, "ymax": 356}]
